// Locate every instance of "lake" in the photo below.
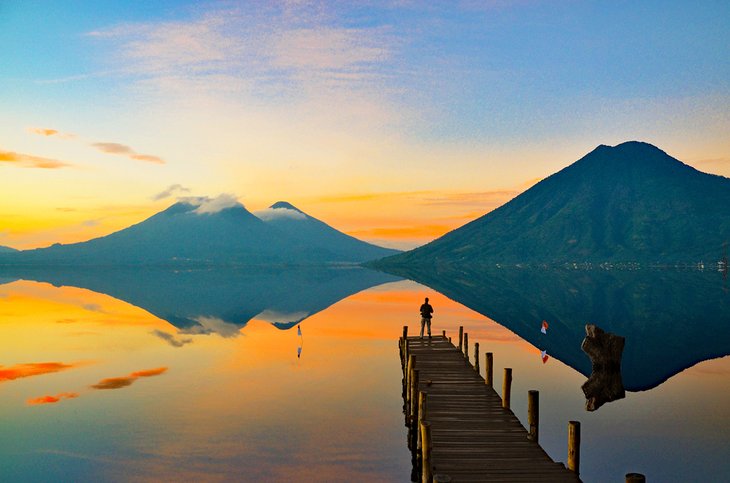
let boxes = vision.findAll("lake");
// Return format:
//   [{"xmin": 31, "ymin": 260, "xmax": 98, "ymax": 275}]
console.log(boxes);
[{"xmin": 1, "ymin": 267, "xmax": 729, "ymax": 482}]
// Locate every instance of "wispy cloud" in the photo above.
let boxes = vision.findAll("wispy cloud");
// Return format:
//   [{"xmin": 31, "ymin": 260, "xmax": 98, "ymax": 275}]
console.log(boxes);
[
  {"xmin": 151, "ymin": 329, "xmax": 193, "ymax": 348},
  {"xmin": 0, "ymin": 362, "xmax": 76, "ymax": 383},
  {"xmin": 27, "ymin": 392, "xmax": 79, "ymax": 406},
  {"xmin": 193, "ymin": 193, "xmax": 240, "ymax": 214},
  {"xmin": 255, "ymin": 207, "xmax": 307, "ymax": 221},
  {"xmin": 152, "ymin": 184, "xmax": 191, "ymax": 201},
  {"xmin": 82, "ymin": 303, "xmax": 104, "ymax": 313},
  {"xmin": 181, "ymin": 316, "xmax": 241, "ymax": 338},
  {"xmin": 85, "ymin": 2, "xmax": 400, "ymax": 114},
  {"xmin": 419, "ymin": 190, "xmax": 519, "ymax": 207},
  {"xmin": 0, "ymin": 149, "xmax": 72, "ymax": 169},
  {"xmin": 694, "ymin": 157, "xmax": 730, "ymax": 168},
  {"xmin": 90, "ymin": 367, "xmax": 167, "ymax": 390},
  {"xmin": 91, "ymin": 142, "xmax": 165, "ymax": 164},
  {"xmin": 102, "ymin": 11, "xmax": 388, "ymax": 75},
  {"xmin": 26, "ymin": 125, "xmax": 165, "ymax": 165},
  {"xmin": 349, "ymin": 224, "xmax": 453, "ymax": 239},
  {"xmin": 81, "ymin": 219, "xmax": 101, "ymax": 228},
  {"xmin": 28, "ymin": 127, "xmax": 75, "ymax": 139}
]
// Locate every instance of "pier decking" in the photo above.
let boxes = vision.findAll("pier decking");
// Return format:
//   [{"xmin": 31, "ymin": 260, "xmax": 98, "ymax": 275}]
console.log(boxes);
[{"xmin": 400, "ymin": 332, "xmax": 581, "ymax": 483}]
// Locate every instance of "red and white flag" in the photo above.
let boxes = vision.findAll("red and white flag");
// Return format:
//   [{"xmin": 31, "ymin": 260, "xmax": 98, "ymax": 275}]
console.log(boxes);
[
  {"xmin": 541, "ymin": 320, "xmax": 549, "ymax": 334},
  {"xmin": 540, "ymin": 350, "xmax": 549, "ymax": 364}
]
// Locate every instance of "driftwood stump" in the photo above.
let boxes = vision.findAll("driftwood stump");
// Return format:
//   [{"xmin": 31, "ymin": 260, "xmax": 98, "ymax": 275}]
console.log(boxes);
[{"xmin": 581, "ymin": 324, "xmax": 625, "ymax": 411}]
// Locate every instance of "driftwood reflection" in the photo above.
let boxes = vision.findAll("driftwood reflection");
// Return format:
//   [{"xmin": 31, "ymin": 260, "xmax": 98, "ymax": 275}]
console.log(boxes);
[{"xmin": 581, "ymin": 324, "xmax": 625, "ymax": 411}]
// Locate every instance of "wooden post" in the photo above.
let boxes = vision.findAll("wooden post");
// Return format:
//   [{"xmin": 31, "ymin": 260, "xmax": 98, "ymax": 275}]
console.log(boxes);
[
  {"xmin": 418, "ymin": 391, "xmax": 428, "ymax": 428},
  {"xmin": 568, "ymin": 421, "xmax": 581, "ymax": 475},
  {"xmin": 405, "ymin": 355, "xmax": 415, "ymax": 419},
  {"xmin": 410, "ymin": 390, "xmax": 427, "ymax": 456},
  {"xmin": 625, "ymin": 474, "xmax": 645, "ymax": 483},
  {"xmin": 442, "ymin": 329, "xmax": 446, "ymax": 338},
  {"xmin": 420, "ymin": 420, "xmax": 432, "ymax": 483},
  {"xmin": 474, "ymin": 342, "xmax": 480, "ymax": 373},
  {"xmin": 464, "ymin": 333, "xmax": 469, "ymax": 362},
  {"xmin": 401, "ymin": 326, "xmax": 408, "ymax": 367},
  {"xmin": 528, "ymin": 390, "xmax": 539, "ymax": 442},
  {"xmin": 458, "ymin": 326, "xmax": 463, "ymax": 351},
  {"xmin": 410, "ymin": 369, "xmax": 420, "ymax": 426},
  {"xmin": 502, "ymin": 368, "xmax": 512, "ymax": 409},
  {"xmin": 485, "ymin": 352, "xmax": 493, "ymax": 387}
]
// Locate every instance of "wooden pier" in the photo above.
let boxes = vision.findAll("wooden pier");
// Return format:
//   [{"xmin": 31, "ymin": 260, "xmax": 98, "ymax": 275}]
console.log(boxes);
[{"xmin": 400, "ymin": 328, "xmax": 582, "ymax": 483}]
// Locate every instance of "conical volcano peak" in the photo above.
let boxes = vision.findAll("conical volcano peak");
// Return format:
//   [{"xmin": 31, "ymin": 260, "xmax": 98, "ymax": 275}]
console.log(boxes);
[
  {"xmin": 586, "ymin": 141, "xmax": 670, "ymax": 162},
  {"xmin": 373, "ymin": 141, "xmax": 730, "ymax": 265},
  {"xmin": 269, "ymin": 201, "xmax": 304, "ymax": 213},
  {"xmin": 569, "ymin": 140, "xmax": 692, "ymax": 179}
]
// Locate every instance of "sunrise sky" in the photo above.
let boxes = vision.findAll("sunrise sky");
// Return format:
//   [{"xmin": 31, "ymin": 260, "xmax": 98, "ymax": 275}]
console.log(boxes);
[{"xmin": 1, "ymin": 0, "xmax": 729, "ymax": 249}]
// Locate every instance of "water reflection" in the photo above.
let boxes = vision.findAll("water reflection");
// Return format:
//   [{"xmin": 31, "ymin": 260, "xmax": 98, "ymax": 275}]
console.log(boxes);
[
  {"xmin": 0, "ymin": 271, "xmax": 417, "ymax": 482},
  {"xmin": 581, "ymin": 324, "xmax": 625, "ymax": 410},
  {"xmin": 0, "ymin": 266, "xmax": 401, "ymax": 336},
  {"xmin": 1, "ymin": 268, "xmax": 729, "ymax": 481},
  {"xmin": 376, "ymin": 266, "xmax": 730, "ymax": 391}
]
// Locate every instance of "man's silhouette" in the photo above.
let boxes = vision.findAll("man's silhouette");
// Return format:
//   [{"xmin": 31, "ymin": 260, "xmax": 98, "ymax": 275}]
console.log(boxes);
[{"xmin": 419, "ymin": 297, "xmax": 434, "ymax": 339}]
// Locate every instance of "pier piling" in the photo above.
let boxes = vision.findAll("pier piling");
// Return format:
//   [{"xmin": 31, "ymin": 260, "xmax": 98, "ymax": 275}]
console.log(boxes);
[
  {"xmin": 502, "ymin": 367, "xmax": 513, "ymax": 409},
  {"xmin": 485, "ymin": 352, "xmax": 493, "ymax": 387},
  {"xmin": 528, "ymin": 390, "xmax": 539, "ymax": 442},
  {"xmin": 474, "ymin": 342, "xmax": 480, "ymax": 374},
  {"xmin": 568, "ymin": 421, "xmax": 581, "ymax": 475}
]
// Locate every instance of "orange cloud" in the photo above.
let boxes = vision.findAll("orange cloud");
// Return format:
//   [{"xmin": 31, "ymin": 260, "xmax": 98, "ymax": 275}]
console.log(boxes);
[
  {"xmin": 131, "ymin": 153, "xmax": 164, "ymax": 164},
  {"xmin": 0, "ymin": 362, "xmax": 75, "ymax": 383},
  {"xmin": 27, "ymin": 392, "xmax": 79, "ymax": 405},
  {"xmin": 349, "ymin": 224, "xmax": 452, "ymax": 239},
  {"xmin": 29, "ymin": 128, "xmax": 59, "ymax": 137},
  {"xmin": 130, "ymin": 367, "xmax": 167, "ymax": 378},
  {"xmin": 91, "ymin": 376, "xmax": 135, "ymax": 390},
  {"xmin": 418, "ymin": 190, "xmax": 517, "ymax": 207},
  {"xmin": 0, "ymin": 149, "xmax": 71, "ymax": 169},
  {"xmin": 91, "ymin": 367, "xmax": 167, "ymax": 390},
  {"xmin": 91, "ymin": 142, "xmax": 165, "ymax": 164},
  {"xmin": 28, "ymin": 127, "xmax": 76, "ymax": 139}
]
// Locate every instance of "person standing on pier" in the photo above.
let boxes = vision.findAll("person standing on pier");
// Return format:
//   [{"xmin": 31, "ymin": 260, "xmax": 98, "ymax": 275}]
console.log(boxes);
[{"xmin": 419, "ymin": 297, "xmax": 434, "ymax": 339}]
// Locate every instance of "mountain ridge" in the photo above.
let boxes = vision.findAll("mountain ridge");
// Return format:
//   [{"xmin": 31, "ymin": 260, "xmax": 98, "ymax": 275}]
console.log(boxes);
[
  {"xmin": 373, "ymin": 141, "xmax": 730, "ymax": 267},
  {"xmin": 0, "ymin": 198, "xmax": 399, "ymax": 266}
]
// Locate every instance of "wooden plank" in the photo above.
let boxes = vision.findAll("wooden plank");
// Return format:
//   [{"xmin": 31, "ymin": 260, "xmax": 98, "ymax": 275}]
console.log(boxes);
[{"xmin": 401, "ymin": 335, "xmax": 581, "ymax": 483}]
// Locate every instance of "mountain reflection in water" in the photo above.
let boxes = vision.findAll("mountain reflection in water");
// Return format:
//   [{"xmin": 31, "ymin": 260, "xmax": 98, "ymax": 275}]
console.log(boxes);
[
  {"xmin": 377, "ymin": 266, "xmax": 730, "ymax": 392},
  {"xmin": 0, "ymin": 266, "xmax": 402, "ymax": 335}
]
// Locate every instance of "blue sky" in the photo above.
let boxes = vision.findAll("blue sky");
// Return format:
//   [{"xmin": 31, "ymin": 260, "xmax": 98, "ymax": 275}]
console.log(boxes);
[{"xmin": 1, "ymin": 0, "xmax": 729, "ymax": 249}]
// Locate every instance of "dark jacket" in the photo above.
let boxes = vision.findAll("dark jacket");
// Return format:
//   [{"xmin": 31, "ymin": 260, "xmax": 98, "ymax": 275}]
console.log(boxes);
[{"xmin": 420, "ymin": 303, "xmax": 433, "ymax": 319}]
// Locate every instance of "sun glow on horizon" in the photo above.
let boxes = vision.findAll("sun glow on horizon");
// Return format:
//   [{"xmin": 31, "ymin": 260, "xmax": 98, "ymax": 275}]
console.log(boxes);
[{"xmin": 1, "ymin": 1, "xmax": 729, "ymax": 250}]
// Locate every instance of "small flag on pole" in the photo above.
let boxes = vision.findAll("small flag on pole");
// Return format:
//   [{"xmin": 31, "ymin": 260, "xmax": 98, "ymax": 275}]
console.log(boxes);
[
  {"xmin": 541, "ymin": 320, "xmax": 548, "ymax": 334},
  {"xmin": 297, "ymin": 324, "xmax": 302, "ymax": 337},
  {"xmin": 541, "ymin": 350, "xmax": 549, "ymax": 364}
]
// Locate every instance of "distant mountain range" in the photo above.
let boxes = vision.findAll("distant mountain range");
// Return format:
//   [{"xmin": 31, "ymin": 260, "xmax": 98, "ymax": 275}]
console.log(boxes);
[
  {"xmin": 0, "ymin": 246, "xmax": 17, "ymax": 253},
  {"xmin": 0, "ymin": 199, "xmax": 399, "ymax": 266},
  {"xmin": 374, "ymin": 141, "xmax": 730, "ymax": 266}
]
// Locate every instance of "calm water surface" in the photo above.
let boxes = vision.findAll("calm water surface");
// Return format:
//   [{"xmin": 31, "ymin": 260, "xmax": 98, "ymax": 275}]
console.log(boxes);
[{"xmin": 1, "ymin": 269, "xmax": 729, "ymax": 482}]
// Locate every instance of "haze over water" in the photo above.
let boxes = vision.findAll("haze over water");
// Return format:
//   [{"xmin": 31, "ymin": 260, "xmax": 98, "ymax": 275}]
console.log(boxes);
[{"xmin": 1, "ymin": 268, "xmax": 729, "ymax": 482}]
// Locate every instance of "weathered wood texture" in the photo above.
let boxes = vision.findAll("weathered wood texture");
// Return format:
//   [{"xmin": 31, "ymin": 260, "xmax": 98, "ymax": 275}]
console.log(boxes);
[{"xmin": 402, "ymin": 335, "xmax": 581, "ymax": 482}]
